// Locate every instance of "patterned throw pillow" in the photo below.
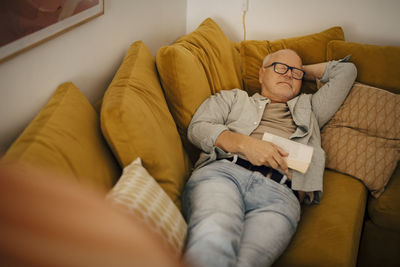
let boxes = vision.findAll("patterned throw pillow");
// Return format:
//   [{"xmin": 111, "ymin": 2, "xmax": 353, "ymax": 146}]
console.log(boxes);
[
  {"xmin": 321, "ymin": 82, "xmax": 400, "ymax": 197},
  {"xmin": 106, "ymin": 158, "xmax": 187, "ymax": 254}
]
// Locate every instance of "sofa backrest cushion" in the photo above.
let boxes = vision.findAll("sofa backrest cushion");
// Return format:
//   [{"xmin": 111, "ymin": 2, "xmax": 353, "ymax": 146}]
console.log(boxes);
[
  {"xmin": 3, "ymin": 82, "xmax": 120, "ymax": 190},
  {"xmin": 101, "ymin": 41, "xmax": 191, "ymax": 208},
  {"xmin": 240, "ymin": 26, "xmax": 345, "ymax": 95},
  {"xmin": 327, "ymin": 40, "xmax": 400, "ymax": 94},
  {"xmin": 156, "ymin": 18, "xmax": 242, "ymax": 163}
]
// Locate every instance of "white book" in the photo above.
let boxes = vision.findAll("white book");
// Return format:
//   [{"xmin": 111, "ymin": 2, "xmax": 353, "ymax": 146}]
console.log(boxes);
[{"xmin": 262, "ymin": 132, "xmax": 313, "ymax": 173}]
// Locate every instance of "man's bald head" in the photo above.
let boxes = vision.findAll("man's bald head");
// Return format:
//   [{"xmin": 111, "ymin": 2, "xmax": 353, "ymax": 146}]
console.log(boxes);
[{"xmin": 258, "ymin": 49, "xmax": 303, "ymax": 103}]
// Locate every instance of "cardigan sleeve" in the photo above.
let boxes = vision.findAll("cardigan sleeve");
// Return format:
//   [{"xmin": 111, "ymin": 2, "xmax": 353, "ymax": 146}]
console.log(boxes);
[{"xmin": 311, "ymin": 58, "xmax": 357, "ymax": 128}]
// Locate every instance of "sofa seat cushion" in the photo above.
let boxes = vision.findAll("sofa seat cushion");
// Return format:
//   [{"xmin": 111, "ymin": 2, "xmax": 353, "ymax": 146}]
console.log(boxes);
[
  {"xmin": 2, "ymin": 82, "xmax": 120, "ymax": 190},
  {"xmin": 358, "ymin": 219, "xmax": 400, "ymax": 267},
  {"xmin": 273, "ymin": 170, "xmax": 367, "ymax": 267},
  {"xmin": 240, "ymin": 26, "xmax": 345, "ymax": 95},
  {"xmin": 327, "ymin": 40, "xmax": 400, "ymax": 94},
  {"xmin": 367, "ymin": 164, "xmax": 400, "ymax": 231},
  {"xmin": 101, "ymin": 41, "xmax": 191, "ymax": 209},
  {"xmin": 156, "ymin": 18, "xmax": 242, "ymax": 163}
]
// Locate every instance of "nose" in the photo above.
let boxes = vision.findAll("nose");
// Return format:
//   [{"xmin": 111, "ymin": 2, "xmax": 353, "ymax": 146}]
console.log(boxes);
[{"xmin": 283, "ymin": 68, "xmax": 293, "ymax": 79}]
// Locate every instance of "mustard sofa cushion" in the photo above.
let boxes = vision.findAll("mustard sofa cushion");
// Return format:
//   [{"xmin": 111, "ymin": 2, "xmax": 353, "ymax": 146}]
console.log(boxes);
[
  {"xmin": 274, "ymin": 170, "xmax": 367, "ymax": 267},
  {"xmin": 240, "ymin": 26, "xmax": 345, "ymax": 95},
  {"xmin": 358, "ymin": 218, "xmax": 400, "ymax": 267},
  {"xmin": 327, "ymin": 40, "xmax": 400, "ymax": 94},
  {"xmin": 367, "ymin": 165, "xmax": 400, "ymax": 231},
  {"xmin": 156, "ymin": 44, "xmax": 210, "ymax": 163},
  {"xmin": 101, "ymin": 41, "xmax": 191, "ymax": 208},
  {"xmin": 321, "ymin": 82, "xmax": 400, "ymax": 198},
  {"xmin": 156, "ymin": 18, "xmax": 242, "ymax": 163},
  {"xmin": 3, "ymin": 82, "xmax": 120, "ymax": 190},
  {"xmin": 107, "ymin": 157, "xmax": 187, "ymax": 255}
]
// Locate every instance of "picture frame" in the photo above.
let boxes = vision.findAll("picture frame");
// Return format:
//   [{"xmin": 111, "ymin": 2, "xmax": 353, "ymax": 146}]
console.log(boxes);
[{"xmin": 0, "ymin": 0, "xmax": 104, "ymax": 63}]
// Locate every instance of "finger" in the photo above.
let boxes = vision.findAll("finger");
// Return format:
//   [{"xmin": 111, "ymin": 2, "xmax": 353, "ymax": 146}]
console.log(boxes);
[
  {"xmin": 268, "ymin": 159, "xmax": 279, "ymax": 170},
  {"xmin": 274, "ymin": 145, "xmax": 289, "ymax": 157},
  {"xmin": 273, "ymin": 153, "xmax": 289, "ymax": 173}
]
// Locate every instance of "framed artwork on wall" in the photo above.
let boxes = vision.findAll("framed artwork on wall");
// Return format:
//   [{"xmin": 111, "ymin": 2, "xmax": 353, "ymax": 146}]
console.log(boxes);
[{"xmin": 0, "ymin": 0, "xmax": 104, "ymax": 63}]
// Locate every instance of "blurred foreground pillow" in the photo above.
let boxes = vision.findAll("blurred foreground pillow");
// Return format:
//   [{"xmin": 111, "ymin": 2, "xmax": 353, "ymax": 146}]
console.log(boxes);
[{"xmin": 0, "ymin": 162, "xmax": 182, "ymax": 267}]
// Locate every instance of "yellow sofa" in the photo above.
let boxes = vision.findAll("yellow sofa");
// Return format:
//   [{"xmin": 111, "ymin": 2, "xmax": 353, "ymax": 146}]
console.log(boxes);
[{"xmin": 2, "ymin": 18, "xmax": 399, "ymax": 266}]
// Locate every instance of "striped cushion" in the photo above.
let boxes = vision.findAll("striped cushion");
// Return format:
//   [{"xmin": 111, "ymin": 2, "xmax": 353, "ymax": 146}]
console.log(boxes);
[{"xmin": 106, "ymin": 158, "xmax": 187, "ymax": 254}]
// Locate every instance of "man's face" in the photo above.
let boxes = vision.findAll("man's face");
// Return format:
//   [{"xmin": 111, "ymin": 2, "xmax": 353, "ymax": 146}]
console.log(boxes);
[{"xmin": 259, "ymin": 50, "xmax": 303, "ymax": 103}]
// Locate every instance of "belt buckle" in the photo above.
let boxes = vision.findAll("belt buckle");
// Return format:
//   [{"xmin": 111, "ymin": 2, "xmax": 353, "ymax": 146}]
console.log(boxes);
[
  {"xmin": 279, "ymin": 175, "xmax": 288, "ymax": 185},
  {"xmin": 231, "ymin": 154, "xmax": 238, "ymax": 164}
]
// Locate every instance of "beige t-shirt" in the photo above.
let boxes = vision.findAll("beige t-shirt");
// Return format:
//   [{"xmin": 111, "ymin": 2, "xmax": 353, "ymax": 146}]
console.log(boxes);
[
  {"xmin": 250, "ymin": 102, "xmax": 308, "ymax": 200},
  {"xmin": 250, "ymin": 102, "xmax": 296, "ymax": 140}
]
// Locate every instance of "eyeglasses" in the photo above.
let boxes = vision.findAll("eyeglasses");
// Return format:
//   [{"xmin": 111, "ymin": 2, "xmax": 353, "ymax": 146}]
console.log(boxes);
[{"xmin": 263, "ymin": 62, "xmax": 306, "ymax": 80}]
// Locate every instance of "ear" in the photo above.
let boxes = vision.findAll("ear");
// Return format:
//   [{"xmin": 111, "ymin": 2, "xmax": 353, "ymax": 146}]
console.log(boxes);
[{"xmin": 259, "ymin": 67, "xmax": 264, "ymax": 84}]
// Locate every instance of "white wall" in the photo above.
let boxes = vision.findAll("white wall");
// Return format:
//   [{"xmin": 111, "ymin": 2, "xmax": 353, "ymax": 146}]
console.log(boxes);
[
  {"xmin": 187, "ymin": 0, "xmax": 400, "ymax": 46},
  {"xmin": 0, "ymin": 0, "xmax": 187, "ymax": 153}
]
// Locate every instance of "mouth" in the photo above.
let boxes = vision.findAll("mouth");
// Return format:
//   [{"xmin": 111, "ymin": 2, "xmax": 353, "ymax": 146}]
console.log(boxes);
[{"xmin": 278, "ymin": 81, "xmax": 292, "ymax": 88}]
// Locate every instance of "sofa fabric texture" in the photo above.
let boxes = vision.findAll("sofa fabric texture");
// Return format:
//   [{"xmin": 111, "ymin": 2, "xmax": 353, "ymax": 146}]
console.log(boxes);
[
  {"xmin": 101, "ymin": 41, "xmax": 191, "ymax": 208},
  {"xmin": 358, "ymin": 214, "xmax": 400, "ymax": 267},
  {"xmin": 359, "ymin": 165, "xmax": 400, "ymax": 266},
  {"xmin": 274, "ymin": 170, "xmax": 366, "ymax": 267},
  {"xmin": 367, "ymin": 164, "xmax": 400, "ymax": 230},
  {"xmin": 3, "ymin": 82, "xmax": 120, "ymax": 190}
]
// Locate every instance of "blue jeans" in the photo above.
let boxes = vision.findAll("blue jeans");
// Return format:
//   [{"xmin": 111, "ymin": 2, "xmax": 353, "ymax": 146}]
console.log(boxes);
[{"xmin": 182, "ymin": 160, "xmax": 301, "ymax": 267}]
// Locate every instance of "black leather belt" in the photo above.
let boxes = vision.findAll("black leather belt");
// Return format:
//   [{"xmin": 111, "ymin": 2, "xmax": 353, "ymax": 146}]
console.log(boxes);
[{"xmin": 227, "ymin": 157, "xmax": 299, "ymax": 199}]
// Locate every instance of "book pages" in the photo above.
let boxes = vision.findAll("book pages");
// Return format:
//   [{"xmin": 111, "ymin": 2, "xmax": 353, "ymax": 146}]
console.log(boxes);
[{"xmin": 262, "ymin": 132, "xmax": 314, "ymax": 173}]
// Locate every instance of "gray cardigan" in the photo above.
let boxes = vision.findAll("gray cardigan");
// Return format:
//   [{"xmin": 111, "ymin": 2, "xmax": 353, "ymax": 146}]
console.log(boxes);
[{"xmin": 188, "ymin": 59, "xmax": 357, "ymax": 203}]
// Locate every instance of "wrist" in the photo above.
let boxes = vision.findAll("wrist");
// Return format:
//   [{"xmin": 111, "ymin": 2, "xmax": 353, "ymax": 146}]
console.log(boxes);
[
  {"xmin": 236, "ymin": 134, "xmax": 250, "ymax": 155},
  {"xmin": 303, "ymin": 62, "xmax": 327, "ymax": 81}
]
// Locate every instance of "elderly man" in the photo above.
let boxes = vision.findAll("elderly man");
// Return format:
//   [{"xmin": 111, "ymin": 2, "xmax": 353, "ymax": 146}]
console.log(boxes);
[{"xmin": 182, "ymin": 49, "xmax": 357, "ymax": 267}]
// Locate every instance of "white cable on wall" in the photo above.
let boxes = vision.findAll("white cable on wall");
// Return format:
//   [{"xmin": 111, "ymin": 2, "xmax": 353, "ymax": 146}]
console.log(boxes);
[
  {"xmin": 242, "ymin": 10, "xmax": 247, "ymax": 41},
  {"xmin": 242, "ymin": 0, "xmax": 249, "ymax": 41}
]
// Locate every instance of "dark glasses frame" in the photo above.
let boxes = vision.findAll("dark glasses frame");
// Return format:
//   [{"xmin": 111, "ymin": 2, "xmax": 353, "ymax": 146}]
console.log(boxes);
[{"xmin": 264, "ymin": 62, "xmax": 306, "ymax": 80}]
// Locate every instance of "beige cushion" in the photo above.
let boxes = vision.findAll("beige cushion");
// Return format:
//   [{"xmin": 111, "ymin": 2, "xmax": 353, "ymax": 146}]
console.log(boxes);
[
  {"xmin": 106, "ymin": 158, "xmax": 187, "ymax": 255},
  {"xmin": 3, "ymin": 82, "xmax": 120, "ymax": 190},
  {"xmin": 156, "ymin": 18, "xmax": 242, "ymax": 163},
  {"xmin": 321, "ymin": 82, "xmax": 400, "ymax": 197},
  {"xmin": 101, "ymin": 41, "xmax": 191, "ymax": 208},
  {"xmin": 240, "ymin": 26, "xmax": 345, "ymax": 96}
]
